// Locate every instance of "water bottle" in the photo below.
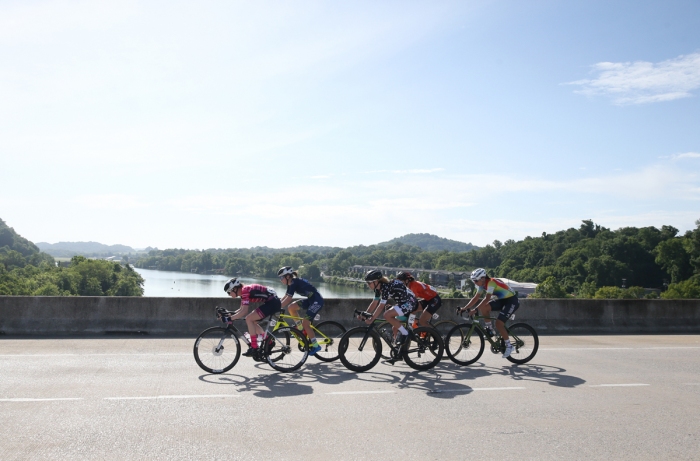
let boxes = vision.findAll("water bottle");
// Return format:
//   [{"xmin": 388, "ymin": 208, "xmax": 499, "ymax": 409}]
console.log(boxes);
[
  {"xmin": 407, "ymin": 314, "xmax": 416, "ymax": 329},
  {"xmin": 244, "ymin": 332, "xmax": 251, "ymax": 344}
]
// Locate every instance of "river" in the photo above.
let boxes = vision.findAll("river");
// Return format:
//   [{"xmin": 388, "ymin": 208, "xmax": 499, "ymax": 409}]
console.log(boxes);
[{"xmin": 134, "ymin": 268, "xmax": 369, "ymax": 298}]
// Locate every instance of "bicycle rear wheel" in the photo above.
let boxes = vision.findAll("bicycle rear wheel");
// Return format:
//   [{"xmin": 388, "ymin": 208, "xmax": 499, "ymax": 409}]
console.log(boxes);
[
  {"xmin": 338, "ymin": 327, "xmax": 382, "ymax": 372},
  {"xmin": 312, "ymin": 321, "xmax": 346, "ymax": 362},
  {"xmin": 403, "ymin": 327, "xmax": 443, "ymax": 371},
  {"xmin": 193, "ymin": 327, "xmax": 241, "ymax": 374},
  {"xmin": 266, "ymin": 327, "xmax": 308, "ymax": 372},
  {"xmin": 445, "ymin": 324, "xmax": 485, "ymax": 366},
  {"xmin": 505, "ymin": 323, "xmax": 539, "ymax": 364}
]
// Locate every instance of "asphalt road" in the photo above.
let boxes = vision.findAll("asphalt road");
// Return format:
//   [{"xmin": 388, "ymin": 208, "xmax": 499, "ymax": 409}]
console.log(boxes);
[{"xmin": 1, "ymin": 335, "xmax": 699, "ymax": 460}]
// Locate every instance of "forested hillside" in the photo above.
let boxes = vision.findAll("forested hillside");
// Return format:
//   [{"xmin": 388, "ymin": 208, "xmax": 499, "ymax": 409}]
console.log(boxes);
[
  {"xmin": 134, "ymin": 219, "xmax": 700, "ymax": 298},
  {"xmin": 0, "ymin": 219, "xmax": 144, "ymax": 296},
  {"xmin": 36, "ymin": 241, "xmax": 137, "ymax": 257},
  {"xmin": 379, "ymin": 233, "xmax": 478, "ymax": 252}
]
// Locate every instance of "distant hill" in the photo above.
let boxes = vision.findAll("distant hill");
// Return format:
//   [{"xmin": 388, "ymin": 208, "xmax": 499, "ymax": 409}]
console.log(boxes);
[
  {"xmin": 379, "ymin": 233, "xmax": 478, "ymax": 252},
  {"xmin": 0, "ymin": 218, "xmax": 41, "ymax": 257},
  {"xmin": 36, "ymin": 241, "xmax": 137, "ymax": 257}
]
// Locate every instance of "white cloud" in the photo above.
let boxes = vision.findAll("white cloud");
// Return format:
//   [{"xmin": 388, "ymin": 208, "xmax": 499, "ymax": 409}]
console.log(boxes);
[
  {"xmin": 671, "ymin": 152, "xmax": 700, "ymax": 160},
  {"xmin": 567, "ymin": 52, "xmax": 700, "ymax": 105}
]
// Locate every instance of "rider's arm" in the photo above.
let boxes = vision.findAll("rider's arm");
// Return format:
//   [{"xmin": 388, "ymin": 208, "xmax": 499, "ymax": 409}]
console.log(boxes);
[
  {"xmin": 364, "ymin": 299, "xmax": 381, "ymax": 320},
  {"xmin": 280, "ymin": 294, "xmax": 293, "ymax": 309},
  {"xmin": 475, "ymin": 293, "xmax": 492, "ymax": 312},
  {"xmin": 461, "ymin": 292, "xmax": 482, "ymax": 311},
  {"xmin": 229, "ymin": 304, "xmax": 250, "ymax": 321}
]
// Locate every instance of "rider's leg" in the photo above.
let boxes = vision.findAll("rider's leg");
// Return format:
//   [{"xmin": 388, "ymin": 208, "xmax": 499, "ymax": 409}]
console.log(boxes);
[
  {"xmin": 384, "ymin": 308, "xmax": 408, "ymax": 338},
  {"xmin": 245, "ymin": 310, "xmax": 265, "ymax": 347},
  {"xmin": 495, "ymin": 318, "xmax": 509, "ymax": 340}
]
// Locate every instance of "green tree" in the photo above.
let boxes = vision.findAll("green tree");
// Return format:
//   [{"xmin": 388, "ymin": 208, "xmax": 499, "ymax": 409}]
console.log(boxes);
[
  {"xmin": 530, "ymin": 276, "xmax": 568, "ymax": 298},
  {"xmin": 654, "ymin": 238, "xmax": 693, "ymax": 283},
  {"xmin": 661, "ymin": 279, "xmax": 700, "ymax": 299}
]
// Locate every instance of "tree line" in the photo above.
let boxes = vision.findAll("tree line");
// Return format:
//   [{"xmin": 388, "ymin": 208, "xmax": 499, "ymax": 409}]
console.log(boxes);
[
  {"xmin": 0, "ymin": 218, "xmax": 144, "ymax": 296},
  {"xmin": 134, "ymin": 219, "xmax": 700, "ymax": 299}
]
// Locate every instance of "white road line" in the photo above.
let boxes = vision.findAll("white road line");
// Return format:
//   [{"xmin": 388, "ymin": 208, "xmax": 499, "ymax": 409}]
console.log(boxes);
[
  {"xmin": 0, "ymin": 398, "xmax": 84, "ymax": 402},
  {"xmin": 0, "ymin": 353, "xmax": 190, "ymax": 357},
  {"xmin": 429, "ymin": 387, "xmax": 526, "ymax": 393},
  {"xmin": 589, "ymin": 384, "xmax": 650, "ymax": 388},
  {"xmin": 326, "ymin": 390, "xmax": 395, "ymax": 395},
  {"xmin": 104, "ymin": 394, "xmax": 240, "ymax": 400},
  {"xmin": 540, "ymin": 347, "xmax": 700, "ymax": 351}
]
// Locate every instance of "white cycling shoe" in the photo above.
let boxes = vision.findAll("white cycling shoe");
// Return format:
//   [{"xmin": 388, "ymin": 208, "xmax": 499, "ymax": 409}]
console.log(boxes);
[{"xmin": 502, "ymin": 343, "xmax": 513, "ymax": 358}]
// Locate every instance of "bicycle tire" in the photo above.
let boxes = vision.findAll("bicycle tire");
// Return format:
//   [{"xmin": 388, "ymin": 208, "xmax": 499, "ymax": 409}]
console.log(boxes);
[
  {"xmin": 505, "ymin": 322, "xmax": 539, "ymax": 364},
  {"xmin": 265, "ymin": 326, "xmax": 309, "ymax": 372},
  {"xmin": 312, "ymin": 321, "xmax": 346, "ymax": 362},
  {"xmin": 431, "ymin": 319, "xmax": 458, "ymax": 360},
  {"xmin": 338, "ymin": 326, "xmax": 382, "ymax": 372},
  {"xmin": 374, "ymin": 321, "xmax": 395, "ymax": 360},
  {"xmin": 403, "ymin": 326, "xmax": 443, "ymax": 371},
  {"xmin": 193, "ymin": 326, "xmax": 241, "ymax": 374},
  {"xmin": 445, "ymin": 323, "xmax": 485, "ymax": 366}
]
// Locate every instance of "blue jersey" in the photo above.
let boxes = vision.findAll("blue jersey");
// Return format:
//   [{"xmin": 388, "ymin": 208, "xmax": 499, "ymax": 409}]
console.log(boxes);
[{"xmin": 285, "ymin": 278, "xmax": 322, "ymax": 299}]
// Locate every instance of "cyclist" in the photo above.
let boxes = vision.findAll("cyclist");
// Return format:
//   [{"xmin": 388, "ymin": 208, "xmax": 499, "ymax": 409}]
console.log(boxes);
[
  {"xmin": 360, "ymin": 269, "xmax": 418, "ymax": 350},
  {"xmin": 459, "ymin": 268, "xmax": 519, "ymax": 358},
  {"xmin": 396, "ymin": 271, "xmax": 442, "ymax": 329},
  {"xmin": 278, "ymin": 266, "xmax": 323, "ymax": 356},
  {"xmin": 223, "ymin": 278, "xmax": 282, "ymax": 359}
]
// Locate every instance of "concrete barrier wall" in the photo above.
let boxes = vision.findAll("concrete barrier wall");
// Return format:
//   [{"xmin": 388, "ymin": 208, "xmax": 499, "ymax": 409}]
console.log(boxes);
[{"xmin": 1, "ymin": 296, "xmax": 699, "ymax": 336}]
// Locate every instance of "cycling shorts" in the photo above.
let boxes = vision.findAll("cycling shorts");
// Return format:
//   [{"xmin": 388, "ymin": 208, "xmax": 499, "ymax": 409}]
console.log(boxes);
[
  {"xmin": 489, "ymin": 296, "xmax": 519, "ymax": 323},
  {"xmin": 254, "ymin": 297, "xmax": 283, "ymax": 319},
  {"xmin": 392, "ymin": 300, "xmax": 418, "ymax": 316},
  {"xmin": 418, "ymin": 295, "xmax": 442, "ymax": 314},
  {"xmin": 300, "ymin": 295, "xmax": 324, "ymax": 320}
]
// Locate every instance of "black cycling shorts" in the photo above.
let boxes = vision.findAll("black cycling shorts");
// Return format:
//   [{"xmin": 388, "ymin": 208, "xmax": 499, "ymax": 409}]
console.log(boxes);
[
  {"xmin": 419, "ymin": 296, "xmax": 442, "ymax": 314},
  {"xmin": 254, "ymin": 298, "xmax": 282, "ymax": 318},
  {"xmin": 489, "ymin": 296, "xmax": 519, "ymax": 323}
]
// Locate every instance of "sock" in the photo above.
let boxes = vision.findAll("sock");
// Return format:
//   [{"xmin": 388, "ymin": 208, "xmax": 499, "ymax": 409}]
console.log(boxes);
[
  {"xmin": 250, "ymin": 335, "xmax": 258, "ymax": 348},
  {"xmin": 311, "ymin": 338, "xmax": 319, "ymax": 346},
  {"xmin": 398, "ymin": 326, "xmax": 408, "ymax": 336},
  {"xmin": 505, "ymin": 339, "xmax": 511, "ymax": 346}
]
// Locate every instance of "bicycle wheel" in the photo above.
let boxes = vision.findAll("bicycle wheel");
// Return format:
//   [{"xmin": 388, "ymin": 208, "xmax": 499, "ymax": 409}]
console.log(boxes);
[
  {"xmin": 403, "ymin": 327, "xmax": 443, "ymax": 371},
  {"xmin": 431, "ymin": 320, "xmax": 458, "ymax": 360},
  {"xmin": 445, "ymin": 324, "xmax": 485, "ymax": 366},
  {"xmin": 506, "ymin": 323, "xmax": 539, "ymax": 364},
  {"xmin": 375, "ymin": 321, "xmax": 395, "ymax": 360},
  {"xmin": 193, "ymin": 327, "xmax": 241, "ymax": 374},
  {"xmin": 265, "ymin": 326, "xmax": 309, "ymax": 372},
  {"xmin": 312, "ymin": 321, "xmax": 346, "ymax": 362},
  {"xmin": 338, "ymin": 327, "xmax": 382, "ymax": 372}
]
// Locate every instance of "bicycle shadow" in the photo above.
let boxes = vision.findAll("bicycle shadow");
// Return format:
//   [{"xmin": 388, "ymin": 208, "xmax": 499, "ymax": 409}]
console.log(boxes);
[
  {"xmin": 199, "ymin": 371, "xmax": 315, "ymax": 398},
  {"xmin": 495, "ymin": 363, "xmax": 586, "ymax": 388}
]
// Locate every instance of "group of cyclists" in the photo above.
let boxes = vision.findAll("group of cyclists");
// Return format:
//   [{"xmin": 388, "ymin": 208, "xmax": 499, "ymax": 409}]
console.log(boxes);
[{"xmin": 222, "ymin": 264, "xmax": 520, "ymax": 361}]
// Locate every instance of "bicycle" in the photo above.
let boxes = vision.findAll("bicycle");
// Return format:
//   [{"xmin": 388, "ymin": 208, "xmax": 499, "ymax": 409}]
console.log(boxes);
[
  {"xmin": 273, "ymin": 311, "xmax": 345, "ymax": 362},
  {"xmin": 337, "ymin": 310, "xmax": 444, "ymax": 372},
  {"xmin": 193, "ymin": 307, "xmax": 309, "ymax": 374},
  {"xmin": 444, "ymin": 309, "xmax": 539, "ymax": 365},
  {"xmin": 374, "ymin": 311, "xmax": 457, "ymax": 360}
]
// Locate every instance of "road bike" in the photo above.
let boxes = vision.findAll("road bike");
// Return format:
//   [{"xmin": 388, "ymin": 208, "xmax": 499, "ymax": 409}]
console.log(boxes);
[
  {"xmin": 444, "ymin": 309, "xmax": 539, "ymax": 365},
  {"xmin": 272, "ymin": 312, "xmax": 345, "ymax": 362},
  {"xmin": 374, "ymin": 311, "xmax": 456, "ymax": 360},
  {"xmin": 337, "ymin": 310, "xmax": 444, "ymax": 372},
  {"xmin": 193, "ymin": 307, "xmax": 309, "ymax": 374}
]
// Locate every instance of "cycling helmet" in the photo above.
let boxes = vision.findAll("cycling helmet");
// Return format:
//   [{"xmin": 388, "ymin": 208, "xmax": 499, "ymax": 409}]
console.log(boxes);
[
  {"xmin": 277, "ymin": 266, "xmax": 294, "ymax": 277},
  {"xmin": 364, "ymin": 269, "xmax": 383, "ymax": 282},
  {"xmin": 223, "ymin": 278, "xmax": 242, "ymax": 293},
  {"xmin": 470, "ymin": 268, "xmax": 487, "ymax": 282},
  {"xmin": 396, "ymin": 271, "xmax": 413, "ymax": 281}
]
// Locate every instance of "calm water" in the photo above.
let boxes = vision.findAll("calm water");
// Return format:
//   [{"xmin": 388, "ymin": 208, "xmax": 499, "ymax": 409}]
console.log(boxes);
[{"xmin": 134, "ymin": 268, "xmax": 369, "ymax": 299}]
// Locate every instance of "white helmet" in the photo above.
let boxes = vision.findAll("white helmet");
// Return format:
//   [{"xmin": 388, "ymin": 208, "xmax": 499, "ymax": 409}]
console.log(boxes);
[
  {"xmin": 470, "ymin": 268, "xmax": 487, "ymax": 282},
  {"xmin": 223, "ymin": 278, "xmax": 242, "ymax": 293},
  {"xmin": 277, "ymin": 266, "xmax": 294, "ymax": 277}
]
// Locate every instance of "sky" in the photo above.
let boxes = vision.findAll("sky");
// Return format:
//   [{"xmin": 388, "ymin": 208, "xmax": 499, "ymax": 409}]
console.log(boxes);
[{"xmin": 1, "ymin": 0, "xmax": 699, "ymax": 250}]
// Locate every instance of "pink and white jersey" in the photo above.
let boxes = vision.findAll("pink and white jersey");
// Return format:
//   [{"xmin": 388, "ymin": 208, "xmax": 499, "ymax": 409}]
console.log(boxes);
[{"xmin": 240, "ymin": 284, "xmax": 278, "ymax": 305}]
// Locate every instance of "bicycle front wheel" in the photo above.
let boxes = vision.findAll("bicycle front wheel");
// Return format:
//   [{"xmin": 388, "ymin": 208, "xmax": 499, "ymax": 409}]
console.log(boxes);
[
  {"xmin": 403, "ymin": 327, "xmax": 443, "ymax": 371},
  {"xmin": 266, "ymin": 327, "xmax": 308, "ymax": 372},
  {"xmin": 312, "ymin": 321, "xmax": 346, "ymax": 362},
  {"xmin": 432, "ymin": 320, "xmax": 458, "ymax": 360},
  {"xmin": 445, "ymin": 324, "xmax": 485, "ymax": 366},
  {"xmin": 338, "ymin": 327, "xmax": 382, "ymax": 372},
  {"xmin": 506, "ymin": 323, "xmax": 539, "ymax": 364},
  {"xmin": 193, "ymin": 327, "xmax": 241, "ymax": 374}
]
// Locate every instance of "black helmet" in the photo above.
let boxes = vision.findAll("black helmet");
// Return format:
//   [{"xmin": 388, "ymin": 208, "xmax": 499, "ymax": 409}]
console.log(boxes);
[
  {"xmin": 364, "ymin": 269, "xmax": 383, "ymax": 282},
  {"xmin": 277, "ymin": 266, "xmax": 294, "ymax": 277},
  {"xmin": 224, "ymin": 278, "xmax": 242, "ymax": 293},
  {"xmin": 396, "ymin": 271, "xmax": 413, "ymax": 281}
]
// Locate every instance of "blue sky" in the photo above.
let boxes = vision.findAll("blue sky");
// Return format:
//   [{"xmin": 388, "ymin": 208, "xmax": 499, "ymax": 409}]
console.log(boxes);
[{"xmin": 1, "ymin": 0, "xmax": 699, "ymax": 249}]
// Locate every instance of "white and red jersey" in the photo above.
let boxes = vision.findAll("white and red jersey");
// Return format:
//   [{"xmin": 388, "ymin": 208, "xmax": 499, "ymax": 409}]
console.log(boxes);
[{"xmin": 240, "ymin": 284, "xmax": 278, "ymax": 305}]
